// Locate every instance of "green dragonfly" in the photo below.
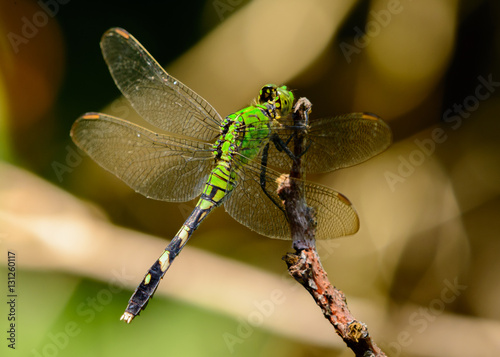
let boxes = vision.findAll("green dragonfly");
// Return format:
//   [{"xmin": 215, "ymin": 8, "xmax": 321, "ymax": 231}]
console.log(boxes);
[{"xmin": 70, "ymin": 28, "xmax": 392, "ymax": 323}]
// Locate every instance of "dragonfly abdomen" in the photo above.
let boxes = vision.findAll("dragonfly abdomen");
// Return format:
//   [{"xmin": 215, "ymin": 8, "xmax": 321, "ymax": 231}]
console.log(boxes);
[
  {"xmin": 120, "ymin": 195, "xmax": 217, "ymax": 323},
  {"xmin": 121, "ymin": 159, "xmax": 236, "ymax": 323}
]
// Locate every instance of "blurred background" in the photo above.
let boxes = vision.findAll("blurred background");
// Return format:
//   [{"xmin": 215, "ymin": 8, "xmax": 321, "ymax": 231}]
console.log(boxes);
[{"xmin": 1, "ymin": 0, "xmax": 500, "ymax": 356}]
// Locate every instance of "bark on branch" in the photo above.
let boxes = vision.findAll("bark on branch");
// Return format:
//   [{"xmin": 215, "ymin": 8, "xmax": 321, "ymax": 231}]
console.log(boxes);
[{"xmin": 277, "ymin": 98, "xmax": 387, "ymax": 357}]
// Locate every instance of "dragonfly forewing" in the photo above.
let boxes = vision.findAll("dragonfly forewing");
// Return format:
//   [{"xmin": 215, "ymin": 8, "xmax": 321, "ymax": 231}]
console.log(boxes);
[
  {"xmin": 101, "ymin": 28, "xmax": 222, "ymax": 142},
  {"xmin": 266, "ymin": 112, "xmax": 392, "ymax": 173}
]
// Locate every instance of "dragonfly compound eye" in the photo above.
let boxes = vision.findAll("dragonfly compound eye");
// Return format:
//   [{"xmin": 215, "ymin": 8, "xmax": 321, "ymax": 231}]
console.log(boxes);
[
  {"xmin": 258, "ymin": 84, "xmax": 278, "ymax": 104},
  {"xmin": 276, "ymin": 86, "xmax": 295, "ymax": 117}
]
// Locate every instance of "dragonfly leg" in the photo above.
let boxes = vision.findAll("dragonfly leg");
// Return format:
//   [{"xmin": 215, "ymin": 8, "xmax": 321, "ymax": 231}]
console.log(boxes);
[
  {"xmin": 259, "ymin": 143, "xmax": 288, "ymax": 219},
  {"xmin": 271, "ymin": 132, "xmax": 312, "ymax": 161},
  {"xmin": 271, "ymin": 133, "xmax": 295, "ymax": 157}
]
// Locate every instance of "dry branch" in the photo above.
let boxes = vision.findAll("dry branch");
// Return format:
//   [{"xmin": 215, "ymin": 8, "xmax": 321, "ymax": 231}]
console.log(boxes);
[{"xmin": 278, "ymin": 98, "xmax": 387, "ymax": 357}]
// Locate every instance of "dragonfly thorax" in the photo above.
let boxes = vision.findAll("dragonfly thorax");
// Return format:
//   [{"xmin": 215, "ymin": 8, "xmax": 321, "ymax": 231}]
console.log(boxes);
[{"xmin": 212, "ymin": 104, "xmax": 276, "ymax": 168}]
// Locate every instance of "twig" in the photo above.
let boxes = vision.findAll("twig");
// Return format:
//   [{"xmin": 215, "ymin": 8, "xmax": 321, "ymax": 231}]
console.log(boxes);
[{"xmin": 278, "ymin": 98, "xmax": 387, "ymax": 357}]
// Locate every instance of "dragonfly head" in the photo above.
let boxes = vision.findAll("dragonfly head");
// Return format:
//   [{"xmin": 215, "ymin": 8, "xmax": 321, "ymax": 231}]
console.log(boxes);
[{"xmin": 258, "ymin": 84, "xmax": 295, "ymax": 118}]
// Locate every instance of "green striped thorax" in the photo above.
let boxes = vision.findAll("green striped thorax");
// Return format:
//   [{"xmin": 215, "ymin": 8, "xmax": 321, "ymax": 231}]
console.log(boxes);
[{"xmin": 212, "ymin": 84, "xmax": 295, "ymax": 161}]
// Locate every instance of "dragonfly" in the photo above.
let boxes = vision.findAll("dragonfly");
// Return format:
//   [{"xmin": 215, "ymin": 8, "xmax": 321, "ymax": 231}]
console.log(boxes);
[{"xmin": 70, "ymin": 28, "xmax": 392, "ymax": 323}]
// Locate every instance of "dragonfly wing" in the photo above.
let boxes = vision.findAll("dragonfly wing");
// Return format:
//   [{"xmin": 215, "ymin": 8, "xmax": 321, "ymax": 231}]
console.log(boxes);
[
  {"xmin": 100, "ymin": 28, "xmax": 222, "ymax": 141},
  {"xmin": 303, "ymin": 178, "xmax": 359, "ymax": 240},
  {"xmin": 224, "ymin": 162, "xmax": 290, "ymax": 240},
  {"xmin": 304, "ymin": 112, "xmax": 392, "ymax": 172},
  {"xmin": 225, "ymin": 158, "xmax": 359, "ymax": 240},
  {"xmin": 71, "ymin": 112, "xmax": 214, "ymax": 202},
  {"xmin": 266, "ymin": 113, "xmax": 392, "ymax": 173}
]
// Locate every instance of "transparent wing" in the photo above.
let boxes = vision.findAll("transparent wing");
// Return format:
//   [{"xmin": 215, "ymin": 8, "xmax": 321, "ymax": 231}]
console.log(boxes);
[
  {"xmin": 224, "ymin": 158, "xmax": 359, "ymax": 240},
  {"xmin": 100, "ymin": 27, "xmax": 222, "ymax": 141},
  {"xmin": 224, "ymin": 162, "xmax": 290, "ymax": 240},
  {"xmin": 70, "ymin": 112, "xmax": 214, "ymax": 202},
  {"xmin": 266, "ymin": 113, "xmax": 392, "ymax": 173}
]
